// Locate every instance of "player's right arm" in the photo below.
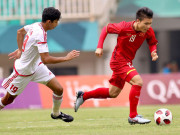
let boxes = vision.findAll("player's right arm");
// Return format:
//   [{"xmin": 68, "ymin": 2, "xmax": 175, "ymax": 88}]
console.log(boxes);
[
  {"xmin": 95, "ymin": 26, "xmax": 107, "ymax": 57},
  {"xmin": 95, "ymin": 22, "xmax": 123, "ymax": 57},
  {"xmin": 40, "ymin": 50, "xmax": 80, "ymax": 64},
  {"xmin": 9, "ymin": 27, "xmax": 27, "ymax": 59},
  {"xmin": 17, "ymin": 28, "xmax": 27, "ymax": 52}
]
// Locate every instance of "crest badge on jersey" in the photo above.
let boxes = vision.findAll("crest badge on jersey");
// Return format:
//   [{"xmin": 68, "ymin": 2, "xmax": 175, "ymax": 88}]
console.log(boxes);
[{"xmin": 126, "ymin": 33, "xmax": 132, "ymax": 36}]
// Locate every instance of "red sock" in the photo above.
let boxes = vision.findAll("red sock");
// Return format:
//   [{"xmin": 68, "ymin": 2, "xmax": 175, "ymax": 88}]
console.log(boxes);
[
  {"xmin": 83, "ymin": 88, "xmax": 110, "ymax": 101},
  {"xmin": 129, "ymin": 85, "xmax": 142, "ymax": 118}
]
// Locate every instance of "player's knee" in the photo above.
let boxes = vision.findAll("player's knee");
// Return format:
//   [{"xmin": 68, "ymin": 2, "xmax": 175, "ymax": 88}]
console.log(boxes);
[
  {"xmin": 109, "ymin": 89, "xmax": 121, "ymax": 98},
  {"xmin": 2, "ymin": 98, "xmax": 14, "ymax": 106},
  {"xmin": 54, "ymin": 86, "xmax": 63, "ymax": 96},
  {"xmin": 7, "ymin": 99, "xmax": 14, "ymax": 105},
  {"xmin": 1, "ymin": 93, "xmax": 16, "ymax": 106},
  {"xmin": 110, "ymin": 93, "xmax": 119, "ymax": 98}
]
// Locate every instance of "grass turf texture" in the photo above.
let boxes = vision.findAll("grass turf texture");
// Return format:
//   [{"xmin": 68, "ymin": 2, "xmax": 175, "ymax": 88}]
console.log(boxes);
[{"xmin": 0, "ymin": 105, "xmax": 179, "ymax": 135}]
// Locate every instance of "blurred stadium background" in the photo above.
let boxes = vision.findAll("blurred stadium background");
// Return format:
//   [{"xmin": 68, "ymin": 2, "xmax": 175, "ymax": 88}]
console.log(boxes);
[{"xmin": 0, "ymin": 0, "xmax": 180, "ymax": 111}]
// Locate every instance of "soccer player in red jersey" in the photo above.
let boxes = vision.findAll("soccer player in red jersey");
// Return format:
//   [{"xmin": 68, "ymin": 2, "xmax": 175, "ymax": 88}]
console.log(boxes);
[{"xmin": 75, "ymin": 7, "xmax": 158, "ymax": 124}]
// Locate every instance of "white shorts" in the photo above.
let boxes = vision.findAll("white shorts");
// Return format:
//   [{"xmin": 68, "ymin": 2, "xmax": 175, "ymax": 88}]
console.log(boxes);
[{"xmin": 1, "ymin": 63, "xmax": 55, "ymax": 95}]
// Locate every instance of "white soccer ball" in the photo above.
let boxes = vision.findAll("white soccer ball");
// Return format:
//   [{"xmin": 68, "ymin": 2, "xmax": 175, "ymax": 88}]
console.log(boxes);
[{"xmin": 154, "ymin": 108, "xmax": 172, "ymax": 125}]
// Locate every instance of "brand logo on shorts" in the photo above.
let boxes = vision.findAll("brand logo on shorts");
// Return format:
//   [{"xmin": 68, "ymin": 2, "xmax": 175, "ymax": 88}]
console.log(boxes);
[
  {"xmin": 127, "ymin": 62, "xmax": 134, "ymax": 68},
  {"xmin": 49, "ymin": 72, "xmax": 52, "ymax": 76}
]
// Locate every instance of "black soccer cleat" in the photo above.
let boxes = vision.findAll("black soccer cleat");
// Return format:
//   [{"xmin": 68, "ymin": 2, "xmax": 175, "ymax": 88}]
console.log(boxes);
[{"xmin": 51, "ymin": 112, "xmax": 74, "ymax": 122}]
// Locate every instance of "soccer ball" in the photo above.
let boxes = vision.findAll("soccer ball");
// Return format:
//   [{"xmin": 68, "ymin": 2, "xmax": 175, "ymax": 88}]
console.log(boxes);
[{"xmin": 154, "ymin": 108, "xmax": 172, "ymax": 125}]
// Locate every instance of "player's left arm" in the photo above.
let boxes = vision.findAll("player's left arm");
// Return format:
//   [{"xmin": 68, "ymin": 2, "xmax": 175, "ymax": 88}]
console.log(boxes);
[
  {"xmin": 146, "ymin": 27, "xmax": 158, "ymax": 61},
  {"xmin": 36, "ymin": 32, "xmax": 80, "ymax": 64},
  {"xmin": 151, "ymin": 50, "xmax": 158, "ymax": 61},
  {"xmin": 40, "ymin": 50, "xmax": 80, "ymax": 64},
  {"xmin": 8, "ymin": 28, "xmax": 27, "ymax": 59}
]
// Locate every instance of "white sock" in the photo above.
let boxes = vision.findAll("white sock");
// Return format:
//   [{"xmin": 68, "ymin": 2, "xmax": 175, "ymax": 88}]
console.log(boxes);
[
  {"xmin": 0, "ymin": 98, "xmax": 5, "ymax": 110},
  {"xmin": 52, "ymin": 93, "xmax": 63, "ymax": 116}
]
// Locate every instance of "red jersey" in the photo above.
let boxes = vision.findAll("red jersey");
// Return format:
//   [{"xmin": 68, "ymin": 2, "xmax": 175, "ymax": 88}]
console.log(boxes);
[{"xmin": 107, "ymin": 21, "xmax": 158, "ymax": 61}]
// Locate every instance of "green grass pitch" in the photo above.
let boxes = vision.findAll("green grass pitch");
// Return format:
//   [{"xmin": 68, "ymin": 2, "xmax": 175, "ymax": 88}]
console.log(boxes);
[{"xmin": 0, "ymin": 105, "xmax": 180, "ymax": 135}]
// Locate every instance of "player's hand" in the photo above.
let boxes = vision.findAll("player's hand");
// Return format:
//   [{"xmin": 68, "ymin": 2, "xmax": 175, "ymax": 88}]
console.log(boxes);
[
  {"xmin": 95, "ymin": 48, "xmax": 103, "ymax": 57},
  {"xmin": 65, "ymin": 50, "xmax": 80, "ymax": 61},
  {"xmin": 8, "ymin": 49, "xmax": 22, "ymax": 60},
  {"xmin": 151, "ymin": 51, "xmax": 158, "ymax": 61}
]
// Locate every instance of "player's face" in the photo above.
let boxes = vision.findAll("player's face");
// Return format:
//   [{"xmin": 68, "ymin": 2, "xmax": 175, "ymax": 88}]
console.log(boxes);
[
  {"xmin": 137, "ymin": 18, "xmax": 152, "ymax": 33},
  {"xmin": 48, "ymin": 20, "xmax": 59, "ymax": 30}
]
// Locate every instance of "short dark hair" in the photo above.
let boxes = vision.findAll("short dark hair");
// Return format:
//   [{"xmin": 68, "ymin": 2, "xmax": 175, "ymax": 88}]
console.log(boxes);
[
  {"xmin": 136, "ymin": 7, "xmax": 153, "ymax": 21},
  {"xmin": 42, "ymin": 7, "xmax": 61, "ymax": 22}
]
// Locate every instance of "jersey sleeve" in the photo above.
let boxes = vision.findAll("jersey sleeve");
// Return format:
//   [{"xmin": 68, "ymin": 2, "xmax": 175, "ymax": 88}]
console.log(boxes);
[
  {"xmin": 24, "ymin": 24, "xmax": 33, "ymax": 32},
  {"xmin": 106, "ymin": 21, "xmax": 125, "ymax": 34},
  {"xmin": 97, "ymin": 26, "xmax": 107, "ymax": 48},
  {"xmin": 34, "ymin": 32, "xmax": 49, "ymax": 53},
  {"xmin": 146, "ymin": 27, "xmax": 158, "ymax": 46},
  {"xmin": 146, "ymin": 27, "xmax": 158, "ymax": 53}
]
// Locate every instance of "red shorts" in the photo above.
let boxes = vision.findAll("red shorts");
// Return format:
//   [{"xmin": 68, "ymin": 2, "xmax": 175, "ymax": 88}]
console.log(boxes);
[{"xmin": 109, "ymin": 56, "xmax": 139, "ymax": 89}]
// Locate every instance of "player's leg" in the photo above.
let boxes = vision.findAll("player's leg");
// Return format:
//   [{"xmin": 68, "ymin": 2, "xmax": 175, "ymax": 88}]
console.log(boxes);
[
  {"xmin": 127, "ymin": 72, "xmax": 151, "ymax": 124},
  {"xmin": 128, "ymin": 75, "xmax": 143, "ymax": 118},
  {"xmin": 109, "ymin": 84, "xmax": 122, "ymax": 98},
  {"xmin": 82, "ymin": 87, "xmax": 110, "ymax": 100},
  {"xmin": 47, "ymin": 78, "xmax": 73, "ymax": 122},
  {"xmin": 74, "ymin": 74, "xmax": 123, "ymax": 112},
  {"xmin": 74, "ymin": 87, "xmax": 110, "ymax": 112},
  {"xmin": 32, "ymin": 64, "xmax": 73, "ymax": 122},
  {"xmin": 1, "ymin": 71, "xmax": 30, "ymax": 110},
  {"xmin": 46, "ymin": 77, "xmax": 63, "ymax": 115},
  {"xmin": 0, "ymin": 92, "xmax": 17, "ymax": 110}
]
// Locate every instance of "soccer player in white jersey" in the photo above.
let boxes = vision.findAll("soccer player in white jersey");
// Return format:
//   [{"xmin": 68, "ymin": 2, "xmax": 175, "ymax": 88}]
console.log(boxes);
[{"xmin": 0, "ymin": 7, "xmax": 80, "ymax": 122}]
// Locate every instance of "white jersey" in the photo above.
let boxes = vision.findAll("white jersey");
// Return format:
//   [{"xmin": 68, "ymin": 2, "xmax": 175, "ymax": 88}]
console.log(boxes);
[{"xmin": 14, "ymin": 22, "xmax": 49, "ymax": 76}]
